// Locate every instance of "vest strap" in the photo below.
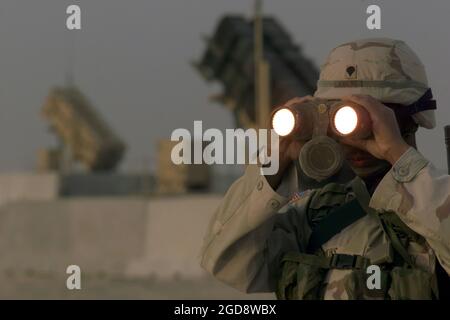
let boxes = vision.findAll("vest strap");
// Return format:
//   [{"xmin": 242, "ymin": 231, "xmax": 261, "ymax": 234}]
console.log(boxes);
[
  {"xmin": 306, "ymin": 199, "xmax": 367, "ymax": 253},
  {"xmin": 282, "ymin": 251, "xmax": 370, "ymax": 270}
]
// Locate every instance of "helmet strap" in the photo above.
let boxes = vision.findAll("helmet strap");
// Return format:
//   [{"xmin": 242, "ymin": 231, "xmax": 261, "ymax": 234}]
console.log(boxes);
[{"xmin": 385, "ymin": 88, "xmax": 436, "ymax": 117}]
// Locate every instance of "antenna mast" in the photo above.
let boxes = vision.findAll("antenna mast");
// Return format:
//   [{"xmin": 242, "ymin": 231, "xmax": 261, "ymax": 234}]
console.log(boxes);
[{"xmin": 254, "ymin": 0, "xmax": 271, "ymax": 129}]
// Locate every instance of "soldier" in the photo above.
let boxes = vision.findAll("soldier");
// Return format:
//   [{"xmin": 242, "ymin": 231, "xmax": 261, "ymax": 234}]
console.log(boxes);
[{"xmin": 200, "ymin": 38, "xmax": 450, "ymax": 299}]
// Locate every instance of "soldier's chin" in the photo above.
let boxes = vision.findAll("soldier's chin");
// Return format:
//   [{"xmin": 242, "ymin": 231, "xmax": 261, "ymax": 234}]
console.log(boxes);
[{"xmin": 348, "ymin": 160, "xmax": 391, "ymax": 178}]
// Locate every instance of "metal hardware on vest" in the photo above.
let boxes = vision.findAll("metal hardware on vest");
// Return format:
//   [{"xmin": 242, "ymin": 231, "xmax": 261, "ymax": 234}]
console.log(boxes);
[
  {"xmin": 445, "ymin": 125, "xmax": 450, "ymax": 175},
  {"xmin": 330, "ymin": 254, "xmax": 369, "ymax": 270}
]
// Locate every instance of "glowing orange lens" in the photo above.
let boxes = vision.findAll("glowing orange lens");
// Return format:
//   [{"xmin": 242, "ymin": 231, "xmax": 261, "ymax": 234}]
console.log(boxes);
[
  {"xmin": 272, "ymin": 108, "xmax": 295, "ymax": 136},
  {"xmin": 334, "ymin": 106, "xmax": 358, "ymax": 135}
]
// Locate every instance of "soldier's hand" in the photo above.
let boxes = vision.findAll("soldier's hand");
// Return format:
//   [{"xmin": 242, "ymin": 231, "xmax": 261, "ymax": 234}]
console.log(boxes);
[
  {"xmin": 265, "ymin": 96, "xmax": 313, "ymax": 189},
  {"xmin": 340, "ymin": 94, "xmax": 410, "ymax": 165}
]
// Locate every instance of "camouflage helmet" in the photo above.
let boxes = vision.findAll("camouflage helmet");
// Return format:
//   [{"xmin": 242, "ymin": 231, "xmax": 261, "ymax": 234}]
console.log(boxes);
[{"xmin": 314, "ymin": 38, "xmax": 435, "ymax": 129}]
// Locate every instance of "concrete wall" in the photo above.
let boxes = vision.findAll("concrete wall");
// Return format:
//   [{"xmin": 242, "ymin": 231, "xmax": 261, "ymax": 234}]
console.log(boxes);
[
  {"xmin": 125, "ymin": 195, "xmax": 221, "ymax": 279},
  {"xmin": 0, "ymin": 197, "xmax": 148, "ymax": 274},
  {"xmin": 0, "ymin": 194, "xmax": 274, "ymax": 298},
  {"xmin": 0, "ymin": 173, "xmax": 59, "ymax": 207},
  {"xmin": 0, "ymin": 195, "xmax": 219, "ymax": 277}
]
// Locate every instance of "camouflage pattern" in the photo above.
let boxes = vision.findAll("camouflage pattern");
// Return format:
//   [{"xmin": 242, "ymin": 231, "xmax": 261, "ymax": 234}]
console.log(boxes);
[
  {"xmin": 199, "ymin": 38, "xmax": 447, "ymax": 299},
  {"xmin": 200, "ymin": 147, "xmax": 450, "ymax": 299},
  {"xmin": 314, "ymin": 38, "xmax": 435, "ymax": 129}
]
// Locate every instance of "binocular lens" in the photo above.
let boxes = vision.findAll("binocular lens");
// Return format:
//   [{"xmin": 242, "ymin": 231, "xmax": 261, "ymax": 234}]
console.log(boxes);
[
  {"xmin": 333, "ymin": 106, "xmax": 358, "ymax": 135},
  {"xmin": 272, "ymin": 108, "xmax": 295, "ymax": 136}
]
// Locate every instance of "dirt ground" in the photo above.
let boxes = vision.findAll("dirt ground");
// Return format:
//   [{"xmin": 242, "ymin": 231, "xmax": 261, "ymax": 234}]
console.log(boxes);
[{"xmin": 0, "ymin": 271, "xmax": 275, "ymax": 300}]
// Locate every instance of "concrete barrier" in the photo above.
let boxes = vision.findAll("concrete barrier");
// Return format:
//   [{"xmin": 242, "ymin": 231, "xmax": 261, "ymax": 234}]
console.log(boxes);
[
  {"xmin": 0, "ymin": 173, "xmax": 59, "ymax": 207},
  {"xmin": 0, "ymin": 193, "xmax": 274, "ymax": 299},
  {"xmin": 126, "ymin": 194, "xmax": 222, "ymax": 279},
  {"xmin": 0, "ymin": 197, "xmax": 148, "ymax": 274}
]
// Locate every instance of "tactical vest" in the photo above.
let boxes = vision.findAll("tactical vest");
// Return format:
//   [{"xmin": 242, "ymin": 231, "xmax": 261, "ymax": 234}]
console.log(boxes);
[{"xmin": 275, "ymin": 178, "xmax": 441, "ymax": 300}]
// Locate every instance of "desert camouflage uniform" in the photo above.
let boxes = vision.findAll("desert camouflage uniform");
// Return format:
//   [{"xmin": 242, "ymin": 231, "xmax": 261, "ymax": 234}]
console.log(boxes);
[
  {"xmin": 200, "ymin": 148, "xmax": 449, "ymax": 299},
  {"xmin": 200, "ymin": 39, "xmax": 449, "ymax": 299}
]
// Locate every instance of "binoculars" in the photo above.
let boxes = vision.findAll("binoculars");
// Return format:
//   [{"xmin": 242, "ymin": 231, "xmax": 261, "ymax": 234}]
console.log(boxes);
[
  {"xmin": 271, "ymin": 98, "xmax": 372, "ymax": 140},
  {"xmin": 270, "ymin": 98, "xmax": 373, "ymax": 182}
]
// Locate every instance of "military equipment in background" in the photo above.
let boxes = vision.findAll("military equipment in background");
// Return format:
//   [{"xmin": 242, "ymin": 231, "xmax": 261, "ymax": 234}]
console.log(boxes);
[
  {"xmin": 36, "ymin": 148, "xmax": 63, "ymax": 173},
  {"xmin": 156, "ymin": 139, "xmax": 211, "ymax": 194},
  {"xmin": 41, "ymin": 86, "xmax": 126, "ymax": 172},
  {"xmin": 194, "ymin": 14, "xmax": 319, "ymax": 129},
  {"xmin": 446, "ymin": 125, "xmax": 450, "ymax": 175},
  {"xmin": 193, "ymin": 10, "xmax": 348, "ymax": 191}
]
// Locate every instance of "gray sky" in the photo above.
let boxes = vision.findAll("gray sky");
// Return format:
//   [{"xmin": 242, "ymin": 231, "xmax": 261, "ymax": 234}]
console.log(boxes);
[{"xmin": 1, "ymin": 0, "xmax": 449, "ymax": 172}]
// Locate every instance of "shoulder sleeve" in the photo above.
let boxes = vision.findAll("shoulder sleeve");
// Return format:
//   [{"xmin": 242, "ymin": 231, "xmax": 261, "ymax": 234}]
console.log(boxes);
[
  {"xmin": 370, "ymin": 147, "xmax": 450, "ymax": 275},
  {"xmin": 200, "ymin": 164, "xmax": 312, "ymax": 293}
]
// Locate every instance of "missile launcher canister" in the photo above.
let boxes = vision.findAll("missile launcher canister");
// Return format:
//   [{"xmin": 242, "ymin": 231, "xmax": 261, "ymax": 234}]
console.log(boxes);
[{"xmin": 42, "ymin": 86, "xmax": 126, "ymax": 171}]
